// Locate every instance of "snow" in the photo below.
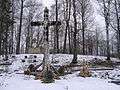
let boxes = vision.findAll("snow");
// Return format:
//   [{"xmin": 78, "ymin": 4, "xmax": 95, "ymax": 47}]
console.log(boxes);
[
  {"xmin": 0, "ymin": 54, "xmax": 120, "ymax": 90},
  {"xmin": 1, "ymin": 72, "xmax": 120, "ymax": 90},
  {"xmin": 8, "ymin": 54, "xmax": 120, "ymax": 66}
]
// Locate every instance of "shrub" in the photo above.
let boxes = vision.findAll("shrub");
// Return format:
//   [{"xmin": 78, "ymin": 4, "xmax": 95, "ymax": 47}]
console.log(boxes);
[
  {"xmin": 24, "ymin": 70, "xmax": 31, "ymax": 75},
  {"xmin": 42, "ymin": 70, "xmax": 54, "ymax": 83},
  {"xmin": 28, "ymin": 64, "xmax": 36, "ymax": 72},
  {"xmin": 58, "ymin": 66, "xmax": 65, "ymax": 76},
  {"xmin": 79, "ymin": 61, "xmax": 91, "ymax": 77},
  {"xmin": 79, "ymin": 66, "xmax": 91, "ymax": 77}
]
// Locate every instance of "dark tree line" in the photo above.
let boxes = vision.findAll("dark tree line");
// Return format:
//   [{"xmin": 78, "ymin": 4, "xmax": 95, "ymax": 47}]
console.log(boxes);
[
  {"xmin": 0, "ymin": 0, "xmax": 120, "ymax": 61},
  {"xmin": 0, "ymin": 0, "xmax": 13, "ymax": 59}
]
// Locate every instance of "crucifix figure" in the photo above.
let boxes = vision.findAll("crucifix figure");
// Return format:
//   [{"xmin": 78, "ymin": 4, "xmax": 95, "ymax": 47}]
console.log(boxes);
[{"xmin": 31, "ymin": 7, "xmax": 61, "ymax": 71}]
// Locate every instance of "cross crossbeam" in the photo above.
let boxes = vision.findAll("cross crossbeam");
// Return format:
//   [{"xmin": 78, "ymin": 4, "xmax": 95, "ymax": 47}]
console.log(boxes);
[
  {"xmin": 31, "ymin": 21, "xmax": 61, "ymax": 26},
  {"xmin": 31, "ymin": 7, "xmax": 61, "ymax": 72}
]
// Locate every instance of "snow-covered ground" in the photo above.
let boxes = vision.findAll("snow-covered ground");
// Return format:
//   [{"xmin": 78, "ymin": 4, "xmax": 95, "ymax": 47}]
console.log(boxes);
[
  {"xmin": 0, "ymin": 72, "xmax": 120, "ymax": 90},
  {"xmin": 0, "ymin": 54, "xmax": 120, "ymax": 90},
  {"xmin": 11, "ymin": 54, "xmax": 120, "ymax": 66}
]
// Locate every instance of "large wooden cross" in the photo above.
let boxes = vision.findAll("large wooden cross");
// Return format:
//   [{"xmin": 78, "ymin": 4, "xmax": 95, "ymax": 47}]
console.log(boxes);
[{"xmin": 31, "ymin": 7, "xmax": 61, "ymax": 70}]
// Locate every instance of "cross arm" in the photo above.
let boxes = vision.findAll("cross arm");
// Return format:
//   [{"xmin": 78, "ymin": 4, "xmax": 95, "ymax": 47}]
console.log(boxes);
[{"xmin": 31, "ymin": 21, "xmax": 44, "ymax": 26}]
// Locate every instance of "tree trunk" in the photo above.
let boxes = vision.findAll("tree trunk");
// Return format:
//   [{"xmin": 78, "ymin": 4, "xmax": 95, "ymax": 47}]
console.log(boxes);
[
  {"xmin": 114, "ymin": 0, "xmax": 120, "ymax": 58},
  {"xmin": 63, "ymin": 0, "xmax": 69, "ymax": 53},
  {"xmin": 16, "ymin": 0, "xmax": 24, "ymax": 54},
  {"xmin": 4, "ymin": 24, "xmax": 9, "ymax": 60},
  {"xmin": 55, "ymin": 0, "xmax": 59, "ymax": 53},
  {"xmin": 68, "ymin": 25, "xmax": 72, "ymax": 53},
  {"xmin": 0, "ymin": 33, "xmax": 2, "ymax": 55},
  {"xmin": 63, "ymin": 23, "xmax": 68, "ymax": 53},
  {"xmin": 68, "ymin": 0, "xmax": 72, "ymax": 54},
  {"xmin": 10, "ymin": 0, "xmax": 15, "ymax": 54},
  {"xmin": 96, "ymin": 28, "xmax": 99, "ymax": 55},
  {"xmin": 71, "ymin": 0, "xmax": 78, "ymax": 64},
  {"xmin": 25, "ymin": 25, "xmax": 30, "ymax": 53},
  {"xmin": 81, "ymin": 0, "xmax": 85, "ymax": 55},
  {"xmin": 103, "ymin": 0, "xmax": 111, "ymax": 60}
]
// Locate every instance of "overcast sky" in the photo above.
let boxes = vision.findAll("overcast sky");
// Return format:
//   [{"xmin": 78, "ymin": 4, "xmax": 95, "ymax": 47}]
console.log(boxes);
[
  {"xmin": 42, "ymin": 0, "xmax": 105, "ymax": 29},
  {"xmin": 42, "ymin": 0, "xmax": 55, "ymax": 8}
]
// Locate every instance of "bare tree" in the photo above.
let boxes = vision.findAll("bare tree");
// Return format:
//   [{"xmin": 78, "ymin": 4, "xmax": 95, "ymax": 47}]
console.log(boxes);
[
  {"xmin": 24, "ymin": 0, "xmax": 40, "ymax": 53},
  {"xmin": 97, "ymin": 0, "xmax": 112, "ymax": 60},
  {"xmin": 54, "ymin": 0, "xmax": 60, "ymax": 53},
  {"xmin": 77, "ymin": 0, "xmax": 94, "ymax": 55},
  {"xmin": 111, "ymin": 0, "xmax": 120, "ymax": 58},
  {"xmin": 63, "ymin": 0, "xmax": 71, "ymax": 53},
  {"xmin": 71, "ymin": 0, "xmax": 78, "ymax": 64},
  {"xmin": 16, "ymin": 0, "xmax": 25, "ymax": 54},
  {"xmin": 104, "ymin": 0, "xmax": 111, "ymax": 60}
]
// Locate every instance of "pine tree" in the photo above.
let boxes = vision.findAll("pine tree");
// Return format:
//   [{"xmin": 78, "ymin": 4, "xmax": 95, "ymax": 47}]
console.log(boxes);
[
  {"xmin": 42, "ymin": 69, "xmax": 54, "ymax": 83},
  {"xmin": 0, "ymin": 0, "xmax": 13, "ymax": 59}
]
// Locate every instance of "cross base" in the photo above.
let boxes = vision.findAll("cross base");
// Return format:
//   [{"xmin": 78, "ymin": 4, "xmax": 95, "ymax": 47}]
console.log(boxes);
[{"xmin": 24, "ymin": 63, "xmax": 59, "ymax": 82}]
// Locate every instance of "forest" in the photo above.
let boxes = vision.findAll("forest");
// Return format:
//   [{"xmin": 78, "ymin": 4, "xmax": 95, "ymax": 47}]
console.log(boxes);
[
  {"xmin": 0, "ymin": 0, "xmax": 120, "ymax": 89},
  {"xmin": 0, "ymin": 0, "xmax": 120, "ymax": 60}
]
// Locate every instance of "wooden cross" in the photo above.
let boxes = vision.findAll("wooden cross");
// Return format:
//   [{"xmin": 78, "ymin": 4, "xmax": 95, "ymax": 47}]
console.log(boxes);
[{"xmin": 31, "ymin": 7, "xmax": 61, "ymax": 70}]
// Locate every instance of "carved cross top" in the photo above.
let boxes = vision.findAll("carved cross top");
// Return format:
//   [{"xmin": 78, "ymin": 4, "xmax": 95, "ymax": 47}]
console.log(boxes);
[
  {"xmin": 31, "ymin": 7, "xmax": 61, "ymax": 29},
  {"xmin": 31, "ymin": 7, "xmax": 61, "ymax": 42}
]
